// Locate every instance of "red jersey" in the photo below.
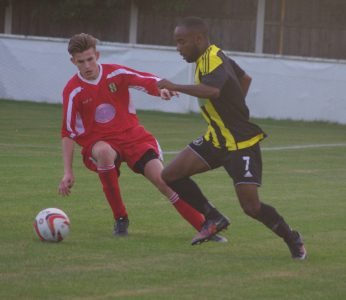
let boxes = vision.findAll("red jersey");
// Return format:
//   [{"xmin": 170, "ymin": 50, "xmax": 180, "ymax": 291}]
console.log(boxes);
[{"xmin": 61, "ymin": 64, "xmax": 161, "ymax": 148}]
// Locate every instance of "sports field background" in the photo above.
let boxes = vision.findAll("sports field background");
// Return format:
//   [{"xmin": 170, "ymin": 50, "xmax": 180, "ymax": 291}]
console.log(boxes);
[{"xmin": 0, "ymin": 99, "xmax": 345, "ymax": 299}]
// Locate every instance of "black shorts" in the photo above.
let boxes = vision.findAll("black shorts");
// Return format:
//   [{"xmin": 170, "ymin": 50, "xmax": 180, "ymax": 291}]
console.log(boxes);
[{"xmin": 189, "ymin": 136, "xmax": 262, "ymax": 186}]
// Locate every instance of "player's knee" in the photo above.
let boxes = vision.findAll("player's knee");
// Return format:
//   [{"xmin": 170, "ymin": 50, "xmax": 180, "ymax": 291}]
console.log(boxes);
[
  {"xmin": 150, "ymin": 172, "xmax": 164, "ymax": 188},
  {"xmin": 240, "ymin": 199, "xmax": 261, "ymax": 218},
  {"xmin": 236, "ymin": 185, "xmax": 261, "ymax": 218},
  {"xmin": 92, "ymin": 142, "xmax": 116, "ymax": 164},
  {"xmin": 243, "ymin": 206, "xmax": 260, "ymax": 218}
]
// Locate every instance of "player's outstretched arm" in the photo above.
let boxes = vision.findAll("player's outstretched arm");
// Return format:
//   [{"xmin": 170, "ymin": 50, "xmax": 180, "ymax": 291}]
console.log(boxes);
[
  {"xmin": 59, "ymin": 137, "xmax": 75, "ymax": 196},
  {"xmin": 158, "ymin": 79, "xmax": 220, "ymax": 99}
]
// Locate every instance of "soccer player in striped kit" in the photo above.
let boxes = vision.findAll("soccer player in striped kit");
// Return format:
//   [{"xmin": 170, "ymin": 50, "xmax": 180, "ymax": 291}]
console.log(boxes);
[
  {"xmin": 58, "ymin": 33, "xmax": 226, "ymax": 242},
  {"xmin": 158, "ymin": 17, "xmax": 306, "ymax": 259}
]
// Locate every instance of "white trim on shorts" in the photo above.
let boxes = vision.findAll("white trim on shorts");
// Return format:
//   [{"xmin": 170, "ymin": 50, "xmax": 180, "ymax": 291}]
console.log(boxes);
[
  {"xmin": 155, "ymin": 139, "xmax": 164, "ymax": 162},
  {"xmin": 235, "ymin": 181, "xmax": 261, "ymax": 186}
]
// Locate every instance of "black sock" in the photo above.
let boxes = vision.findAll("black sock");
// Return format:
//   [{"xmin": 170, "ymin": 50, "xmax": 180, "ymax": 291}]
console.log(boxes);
[
  {"xmin": 167, "ymin": 177, "xmax": 218, "ymax": 218},
  {"xmin": 255, "ymin": 203, "xmax": 293, "ymax": 241}
]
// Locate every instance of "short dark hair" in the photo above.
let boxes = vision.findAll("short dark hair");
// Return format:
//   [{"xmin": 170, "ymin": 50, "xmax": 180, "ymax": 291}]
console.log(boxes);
[
  {"xmin": 68, "ymin": 33, "xmax": 97, "ymax": 55},
  {"xmin": 177, "ymin": 16, "xmax": 209, "ymax": 36}
]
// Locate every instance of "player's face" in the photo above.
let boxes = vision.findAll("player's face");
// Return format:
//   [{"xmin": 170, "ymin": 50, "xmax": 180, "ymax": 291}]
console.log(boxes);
[
  {"xmin": 174, "ymin": 26, "xmax": 201, "ymax": 63},
  {"xmin": 71, "ymin": 48, "xmax": 100, "ymax": 80}
]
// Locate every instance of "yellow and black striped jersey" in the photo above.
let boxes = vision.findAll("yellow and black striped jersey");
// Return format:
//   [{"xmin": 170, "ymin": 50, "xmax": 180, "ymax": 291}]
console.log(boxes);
[{"xmin": 195, "ymin": 44, "xmax": 265, "ymax": 151}]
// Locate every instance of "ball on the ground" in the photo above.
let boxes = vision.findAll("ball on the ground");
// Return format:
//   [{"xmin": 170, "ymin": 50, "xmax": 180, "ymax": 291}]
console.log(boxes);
[{"xmin": 33, "ymin": 208, "xmax": 70, "ymax": 242}]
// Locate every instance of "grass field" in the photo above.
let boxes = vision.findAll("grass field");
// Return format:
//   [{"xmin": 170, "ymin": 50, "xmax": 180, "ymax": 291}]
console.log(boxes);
[{"xmin": 1, "ymin": 99, "xmax": 346, "ymax": 299}]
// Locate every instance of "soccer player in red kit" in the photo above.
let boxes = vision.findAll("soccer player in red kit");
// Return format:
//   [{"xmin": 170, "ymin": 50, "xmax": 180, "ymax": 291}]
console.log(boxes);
[{"xmin": 58, "ymin": 33, "xmax": 226, "ymax": 241}]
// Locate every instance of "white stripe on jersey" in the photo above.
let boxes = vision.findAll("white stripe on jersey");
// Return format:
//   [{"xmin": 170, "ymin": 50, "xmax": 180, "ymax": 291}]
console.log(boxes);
[
  {"xmin": 128, "ymin": 95, "xmax": 136, "ymax": 114},
  {"xmin": 106, "ymin": 68, "xmax": 161, "ymax": 82},
  {"xmin": 66, "ymin": 86, "xmax": 83, "ymax": 138},
  {"xmin": 128, "ymin": 85, "xmax": 148, "ymax": 93},
  {"xmin": 75, "ymin": 112, "xmax": 85, "ymax": 135}
]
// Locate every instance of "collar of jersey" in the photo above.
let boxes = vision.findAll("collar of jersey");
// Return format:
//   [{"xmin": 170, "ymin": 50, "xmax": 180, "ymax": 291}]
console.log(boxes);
[
  {"xmin": 77, "ymin": 64, "xmax": 103, "ymax": 85},
  {"xmin": 196, "ymin": 44, "xmax": 218, "ymax": 65}
]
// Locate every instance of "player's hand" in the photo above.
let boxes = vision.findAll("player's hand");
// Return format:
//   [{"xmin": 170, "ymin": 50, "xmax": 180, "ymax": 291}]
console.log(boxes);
[
  {"xmin": 160, "ymin": 88, "xmax": 179, "ymax": 100},
  {"xmin": 157, "ymin": 79, "xmax": 177, "ymax": 91},
  {"xmin": 58, "ymin": 173, "xmax": 75, "ymax": 196}
]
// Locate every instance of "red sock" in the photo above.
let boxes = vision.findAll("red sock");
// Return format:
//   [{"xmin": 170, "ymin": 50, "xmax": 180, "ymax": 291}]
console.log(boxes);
[
  {"xmin": 97, "ymin": 165, "xmax": 128, "ymax": 220},
  {"xmin": 169, "ymin": 193, "xmax": 205, "ymax": 230}
]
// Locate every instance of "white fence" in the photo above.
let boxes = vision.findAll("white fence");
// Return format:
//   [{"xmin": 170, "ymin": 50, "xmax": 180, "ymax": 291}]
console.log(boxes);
[{"xmin": 1, "ymin": 34, "xmax": 346, "ymax": 124}]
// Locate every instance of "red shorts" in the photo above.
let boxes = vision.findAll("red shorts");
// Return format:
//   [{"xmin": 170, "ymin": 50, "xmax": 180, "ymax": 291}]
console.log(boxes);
[{"xmin": 81, "ymin": 125, "xmax": 162, "ymax": 173}]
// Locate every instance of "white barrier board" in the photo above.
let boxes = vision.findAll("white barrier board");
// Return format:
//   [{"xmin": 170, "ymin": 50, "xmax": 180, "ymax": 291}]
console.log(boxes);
[{"xmin": 1, "ymin": 35, "xmax": 346, "ymax": 124}]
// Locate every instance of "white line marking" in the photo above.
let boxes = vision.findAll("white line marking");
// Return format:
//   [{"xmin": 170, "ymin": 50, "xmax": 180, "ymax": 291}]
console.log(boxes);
[
  {"xmin": 262, "ymin": 143, "xmax": 346, "ymax": 151},
  {"xmin": 164, "ymin": 143, "xmax": 346, "ymax": 154},
  {"xmin": 1, "ymin": 143, "xmax": 346, "ymax": 153},
  {"xmin": 0, "ymin": 143, "xmax": 59, "ymax": 149}
]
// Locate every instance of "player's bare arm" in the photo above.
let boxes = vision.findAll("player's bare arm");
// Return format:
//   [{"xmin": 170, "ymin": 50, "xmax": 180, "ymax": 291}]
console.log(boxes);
[
  {"xmin": 59, "ymin": 137, "xmax": 75, "ymax": 196},
  {"xmin": 239, "ymin": 73, "xmax": 252, "ymax": 97},
  {"xmin": 158, "ymin": 79, "xmax": 220, "ymax": 99}
]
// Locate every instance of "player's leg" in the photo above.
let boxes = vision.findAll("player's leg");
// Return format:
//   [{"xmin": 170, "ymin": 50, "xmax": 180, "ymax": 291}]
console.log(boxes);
[
  {"xmin": 235, "ymin": 184, "xmax": 306, "ymax": 259},
  {"xmin": 228, "ymin": 143, "xmax": 306, "ymax": 259},
  {"xmin": 142, "ymin": 157, "xmax": 205, "ymax": 231},
  {"xmin": 235, "ymin": 184, "xmax": 293, "ymax": 239},
  {"xmin": 162, "ymin": 140, "xmax": 230, "ymax": 245},
  {"xmin": 90, "ymin": 141, "xmax": 129, "ymax": 236},
  {"xmin": 141, "ymin": 157, "xmax": 225, "ymax": 241},
  {"xmin": 122, "ymin": 127, "xmax": 207, "ymax": 233},
  {"xmin": 124, "ymin": 127, "xmax": 226, "ymax": 242},
  {"xmin": 132, "ymin": 144, "xmax": 211, "ymax": 235},
  {"xmin": 162, "ymin": 146, "xmax": 222, "ymax": 219}
]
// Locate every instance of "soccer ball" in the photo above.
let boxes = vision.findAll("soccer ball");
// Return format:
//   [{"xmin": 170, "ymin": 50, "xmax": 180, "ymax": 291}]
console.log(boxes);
[{"xmin": 33, "ymin": 208, "xmax": 70, "ymax": 242}]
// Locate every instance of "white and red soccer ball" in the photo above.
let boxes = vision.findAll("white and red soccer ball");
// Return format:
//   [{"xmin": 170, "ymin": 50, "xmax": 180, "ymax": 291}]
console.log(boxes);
[{"xmin": 34, "ymin": 208, "xmax": 70, "ymax": 242}]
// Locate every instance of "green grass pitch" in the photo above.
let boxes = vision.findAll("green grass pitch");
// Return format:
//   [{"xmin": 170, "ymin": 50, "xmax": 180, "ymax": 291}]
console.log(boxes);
[{"xmin": 0, "ymin": 99, "xmax": 346, "ymax": 299}]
